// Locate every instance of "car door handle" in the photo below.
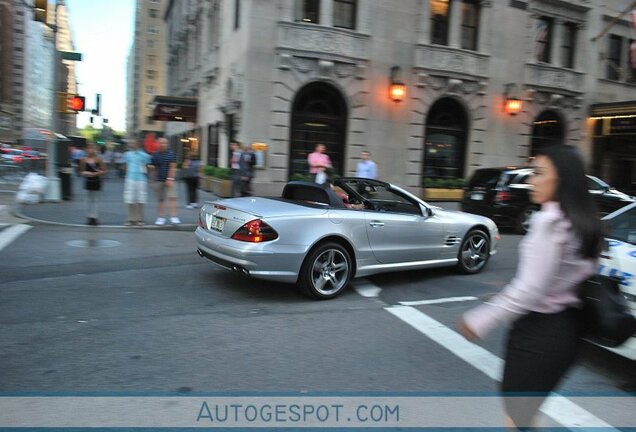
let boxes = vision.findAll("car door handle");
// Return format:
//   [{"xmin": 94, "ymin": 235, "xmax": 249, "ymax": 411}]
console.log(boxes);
[{"xmin": 369, "ymin": 221, "xmax": 385, "ymax": 228}]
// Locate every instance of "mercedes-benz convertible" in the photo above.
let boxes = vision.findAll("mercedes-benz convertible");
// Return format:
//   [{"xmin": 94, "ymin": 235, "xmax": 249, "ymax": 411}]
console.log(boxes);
[{"xmin": 196, "ymin": 178, "xmax": 499, "ymax": 299}]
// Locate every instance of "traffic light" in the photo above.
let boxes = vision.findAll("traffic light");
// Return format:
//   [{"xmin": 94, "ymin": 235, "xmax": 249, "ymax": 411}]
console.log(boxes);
[
  {"xmin": 67, "ymin": 95, "xmax": 85, "ymax": 112},
  {"xmin": 34, "ymin": 0, "xmax": 48, "ymax": 23}
]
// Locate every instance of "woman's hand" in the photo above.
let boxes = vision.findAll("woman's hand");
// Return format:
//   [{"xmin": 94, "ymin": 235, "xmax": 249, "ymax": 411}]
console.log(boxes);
[{"xmin": 457, "ymin": 319, "xmax": 478, "ymax": 341}]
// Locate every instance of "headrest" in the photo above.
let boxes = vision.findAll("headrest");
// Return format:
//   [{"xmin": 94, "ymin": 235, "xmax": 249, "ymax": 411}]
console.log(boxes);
[{"xmin": 282, "ymin": 181, "xmax": 345, "ymax": 208}]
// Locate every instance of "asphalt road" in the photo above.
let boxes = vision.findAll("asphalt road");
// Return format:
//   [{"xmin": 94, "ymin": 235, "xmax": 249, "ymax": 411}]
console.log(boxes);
[{"xmin": 0, "ymin": 221, "xmax": 634, "ymax": 428}]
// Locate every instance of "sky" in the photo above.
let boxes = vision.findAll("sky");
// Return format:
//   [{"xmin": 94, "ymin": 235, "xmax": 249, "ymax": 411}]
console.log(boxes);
[{"xmin": 65, "ymin": 0, "xmax": 135, "ymax": 132}]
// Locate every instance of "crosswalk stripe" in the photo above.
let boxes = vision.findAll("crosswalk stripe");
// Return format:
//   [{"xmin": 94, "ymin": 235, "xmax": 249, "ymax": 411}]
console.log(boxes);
[
  {"xmin": 386, "ymin": 304, "xmax": 617, "ymax": 430},
  {"xmin": 0, "ymin": 224, "xmax": 32, "ymax": 252},
  {"xmin": 400, "ymin": 296, "xmax": 478, "ymax": 306}
]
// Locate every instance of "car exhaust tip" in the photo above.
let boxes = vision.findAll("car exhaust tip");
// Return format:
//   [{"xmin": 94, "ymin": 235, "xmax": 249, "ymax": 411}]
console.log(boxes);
[{"xmin": 197, "ymin": 249, "xmax": 204, "ymax": 258}]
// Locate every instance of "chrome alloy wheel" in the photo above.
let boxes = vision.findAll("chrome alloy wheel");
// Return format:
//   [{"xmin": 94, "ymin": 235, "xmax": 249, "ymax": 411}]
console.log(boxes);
[
  {"xmin": 310, "ymin": 249, "xmax": 350, "ymax": 296},
  {"xmin": 460, "ymin": 231, "xmax": 489, "ymax": 272}
]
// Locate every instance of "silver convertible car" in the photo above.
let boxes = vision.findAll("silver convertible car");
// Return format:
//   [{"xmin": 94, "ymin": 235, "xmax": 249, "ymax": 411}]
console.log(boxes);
[{"xmin": 195, "ymin": 178, "xmax": 499, "ymax": 299}]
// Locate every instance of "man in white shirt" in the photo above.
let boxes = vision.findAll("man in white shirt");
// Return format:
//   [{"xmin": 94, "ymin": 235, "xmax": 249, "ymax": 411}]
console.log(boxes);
[{"xmin": 355, "ymin": 150, "xmax": 378, "ymax": 179}]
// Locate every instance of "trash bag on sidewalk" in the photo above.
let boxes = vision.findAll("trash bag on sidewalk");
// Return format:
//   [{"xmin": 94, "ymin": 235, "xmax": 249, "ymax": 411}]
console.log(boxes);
[{"xmin": 16, "ymin": 173, "xmax": 48, "ymax": 204}]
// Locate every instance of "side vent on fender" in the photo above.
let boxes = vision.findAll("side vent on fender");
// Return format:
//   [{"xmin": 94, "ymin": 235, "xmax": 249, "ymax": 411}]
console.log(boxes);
[{"xmin": 445, "ymin": 235, "xmax": 461, "ymax": 246}]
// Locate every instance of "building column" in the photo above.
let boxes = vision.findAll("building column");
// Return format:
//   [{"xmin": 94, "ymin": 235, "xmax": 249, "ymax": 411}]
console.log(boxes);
[
  {"xmin": 449, "ymin": 0, "xmax": 462, "ymax": 48},
  {"xmin": 419, "ymin": 0, "xmax": 432, "ymax": 44},
  {"xmin": 550, "ymin": 18, "xmax": 563, "ymax": 66},
  {"xmin": 278, "ymin": 0, "xmax": 294, "ymax": 22},
  {"xmin": 320, "ymin": 0, "xmax": 333, "ymax": 26},
  {"xmin": 477, "ymin": 0, "xmax": 491, "ymax": 53}
]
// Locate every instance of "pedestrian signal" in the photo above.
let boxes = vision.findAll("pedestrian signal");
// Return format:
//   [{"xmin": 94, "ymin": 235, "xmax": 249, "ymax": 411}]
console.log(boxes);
[
  {"xmin": 67, "ymin": 95, "xmax": 85, "ymax": 112},
  {"xmin": 34, "ymin": 0, "xmax": 48, "ymax": 23}
]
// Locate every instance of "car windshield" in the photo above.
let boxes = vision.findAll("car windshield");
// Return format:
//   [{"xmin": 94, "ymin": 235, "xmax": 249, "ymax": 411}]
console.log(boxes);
[{"xmin": 605, "ymin": 205, "xmax": 636, "ymax": 245}]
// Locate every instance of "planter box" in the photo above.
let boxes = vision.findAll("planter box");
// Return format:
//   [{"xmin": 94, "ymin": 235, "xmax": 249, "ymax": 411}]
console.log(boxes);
[
  {"xmin": 422, "ymin": 188, "xmax": 464, "ymax": 201},
  {"xmin": 199, "ymin": 175, "xmax": 233, "ymax": 197},
  {"xmin": 211, "ymin": 177, "xmax": 233, "ymax": 197}
]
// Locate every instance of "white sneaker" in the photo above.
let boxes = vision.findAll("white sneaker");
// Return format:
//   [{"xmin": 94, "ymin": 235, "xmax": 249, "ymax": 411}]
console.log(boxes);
[
  {"xmin": 191, "ymin": 203, "xmax": 199, "ymax": 208},
  {"xmin": 186, "ymin": 204, "xmax": 194, "ymax": 209},
  {"xmin": 155, "ymin": 217, "xmax": 166, "ymax": 225},
  {"xmin": 170, "ymin": 217, "xmax": 181, "ymax": 224}
]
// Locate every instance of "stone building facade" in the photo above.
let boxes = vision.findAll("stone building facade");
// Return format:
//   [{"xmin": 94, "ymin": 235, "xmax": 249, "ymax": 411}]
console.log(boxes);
[
  {"xmin": 161, "ymin": 0, "xmax": 636, "ymax": 194},
  {"xmin": 127, "ymin": 0, "xmax": 169, "ymax": 140}
]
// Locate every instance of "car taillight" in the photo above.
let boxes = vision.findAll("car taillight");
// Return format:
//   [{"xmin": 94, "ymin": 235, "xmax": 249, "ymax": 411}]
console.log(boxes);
[
  {"xmin": 231, "ymin": 219, "xmax": 278, "ymax": 242},
  {"xmin": 495, "ymin": 190, "xmax": 512, "ymax": 202},
  {"xmin": 198, "ymin": 213, "xmax": 205, "ymax": 229}
]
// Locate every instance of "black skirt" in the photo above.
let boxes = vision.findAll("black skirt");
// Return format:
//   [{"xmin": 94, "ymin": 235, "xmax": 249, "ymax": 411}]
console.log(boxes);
[{"xmin": 501, "ymin": 307, "xmax": 581, "ymax": 429}]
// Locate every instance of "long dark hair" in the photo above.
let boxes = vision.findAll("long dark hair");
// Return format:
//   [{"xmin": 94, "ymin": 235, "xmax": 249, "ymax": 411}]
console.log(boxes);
[{"xmin": 537, "ymin": 145, "xmax": 603, "ymax": 259}]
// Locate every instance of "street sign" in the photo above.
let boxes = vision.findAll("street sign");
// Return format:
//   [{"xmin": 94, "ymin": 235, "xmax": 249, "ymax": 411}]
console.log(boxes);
[{"xmin": 60, "ymin": 51, "xmax": 82, "ymax": 61}]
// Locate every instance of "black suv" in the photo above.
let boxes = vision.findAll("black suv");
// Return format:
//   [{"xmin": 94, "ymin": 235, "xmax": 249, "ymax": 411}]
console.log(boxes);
[{"xmin": 462, "ymin": 167, "xmax": 635, "ymax": 234}]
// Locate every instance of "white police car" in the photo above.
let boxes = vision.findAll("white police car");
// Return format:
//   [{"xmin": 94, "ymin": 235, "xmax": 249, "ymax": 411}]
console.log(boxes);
[{"xmin": 599, "ymin": 202, "xmax": 636, "ymax": 359}]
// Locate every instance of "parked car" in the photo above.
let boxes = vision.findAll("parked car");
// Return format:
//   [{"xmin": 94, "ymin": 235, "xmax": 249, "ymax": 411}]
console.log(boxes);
[
  {"xmin": 0, "ymin": 148, "xmax": 24, "ymax": 164},
  {"xmin": 597, "ymin": 202, "xmax": 636, "ymax": 359},
  {"xmin": 462, "ymin": 167, "xmax": 635, "ymax": 233},
  {"xmin": 196, "ymin": 178, "xmax": 499, "ymax": 299}
]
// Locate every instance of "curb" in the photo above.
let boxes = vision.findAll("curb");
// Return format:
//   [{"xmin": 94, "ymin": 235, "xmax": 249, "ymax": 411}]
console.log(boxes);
[{"xmin": 12, "ymin": 205, "xmax": 198, "ymax": 232}]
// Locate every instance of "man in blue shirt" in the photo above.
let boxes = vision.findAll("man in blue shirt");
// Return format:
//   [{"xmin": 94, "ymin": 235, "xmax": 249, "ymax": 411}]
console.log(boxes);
[
  {"xmin": 355, "ymin": 150, "xmax": 378, "ymax": 179},
  {"xmin": 123, "ymin": 139, "xmax": 151, "ymax": 226},
  {"xmin": 150, "ymin": 137, "xmax": 180, "ymax": 225}
]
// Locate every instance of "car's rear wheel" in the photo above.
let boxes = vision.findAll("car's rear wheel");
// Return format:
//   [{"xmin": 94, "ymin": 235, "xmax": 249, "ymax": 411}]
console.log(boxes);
[
  {"xmin": 298, "ymin": 242, "xmax": 352, "ymax": 299},
  {"xmin": 516, "ymin": 205, "xmax": 538, "ymax": 234},
  {"xmin": 456, "ymin": 229, "xmax": 490, "ymax": 274}
]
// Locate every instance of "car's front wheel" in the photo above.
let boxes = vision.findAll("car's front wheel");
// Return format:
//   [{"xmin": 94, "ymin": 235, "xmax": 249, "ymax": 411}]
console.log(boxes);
[
  {"xmin": 298, "ymin": 242, "xmax": 352, "ymax": 299},
  {"xmin": 456, "ymin": 229, "xmax": 490, "ymax": 274}
]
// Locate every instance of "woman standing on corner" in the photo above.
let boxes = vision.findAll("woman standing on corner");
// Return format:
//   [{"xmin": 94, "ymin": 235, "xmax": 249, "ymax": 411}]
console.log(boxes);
[
  {"xmin": 79, "ymin": 143, "xmax": 107, "ymax": 226},
  {"xmin": 458, "ymin": 145, "xmax": 603, "ymax": 430}
]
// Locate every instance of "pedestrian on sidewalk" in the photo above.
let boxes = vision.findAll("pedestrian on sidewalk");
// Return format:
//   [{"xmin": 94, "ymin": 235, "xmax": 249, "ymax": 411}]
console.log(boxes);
[
  {"xmin": 123, "ymin": 139, "xmax": 151, "ymax": 226},
  {"xmin": 458, "ymin": 145, "xmax": 603, "ymax": 429},
  {"xmin": 181, "ymin": 151, "xmax": 201, "ymax": 208},
  {"xmin": 307, "ymin": 143, "xmax": 332, "ymax": 184},
  {"xmin": 355, "ymin": 150, "xmax": 378, "ymax": 179},
  {"xmin": 239, "ymin": 143, "xmax": 255, "ymax": 196},
  {"xmin": 230, "ymin": 141, "xmax": 243, "ymax": 197},
  {"xmin": 150, "ymin": 137, "xmax": 180, "ymax": 225},
  {"xmin": 79, "ymin": 143, "xmax": 107, "ymax": 226}
]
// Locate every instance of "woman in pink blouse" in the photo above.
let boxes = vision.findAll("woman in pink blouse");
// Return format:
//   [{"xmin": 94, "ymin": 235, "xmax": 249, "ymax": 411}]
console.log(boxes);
[{"xmin": 459, "ymin": 145, "xmax": 603, "ymax": 429}]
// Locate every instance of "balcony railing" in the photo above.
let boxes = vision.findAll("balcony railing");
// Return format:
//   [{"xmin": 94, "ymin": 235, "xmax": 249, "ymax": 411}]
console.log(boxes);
[
  {"xmin": 524, "ymin": 63, "xmax": 585, "ymax": 93},
  {"xmin": 415, "ymin": 44, "xmax": 490, "ymax": 79},
  {"xmin": 277, "ymin": 22, "xmax": 370, "ymax": 62}
]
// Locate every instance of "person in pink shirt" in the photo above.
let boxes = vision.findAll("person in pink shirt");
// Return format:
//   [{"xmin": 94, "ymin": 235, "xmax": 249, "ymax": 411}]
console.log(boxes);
[
  {"xmin": 458, "ymin": 145, "xmax": 603, "ymax": 429},
  {"xmin": 307, "ymin": 143, "xmax": 332, "ymax": 184}
]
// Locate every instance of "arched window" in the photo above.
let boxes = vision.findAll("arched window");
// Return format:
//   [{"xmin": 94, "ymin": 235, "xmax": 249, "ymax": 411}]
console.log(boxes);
[
  {"xmin": 289, "ymin": 82, "xmax": 348, "ymax": 179},
  {"xmin": 423, "ymin": 98, "xmax": 468, "ymax": 179}
]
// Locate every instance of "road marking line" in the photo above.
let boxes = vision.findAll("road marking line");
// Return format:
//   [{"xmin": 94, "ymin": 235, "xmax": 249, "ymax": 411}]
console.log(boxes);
[
  {"xmin": 400, "ymin": 296, "xmax": 478, "ymax": 306},
  {"xmin": 353, "ymin": 280, "xmax": 382, "ymax": 297},
  {"xmin": 0, "ymin": 224, "xmax": 31, "ymax": 252},
  {"xmin": 385, "ymin": 305, "xmax": 616, "ymax": 430}
]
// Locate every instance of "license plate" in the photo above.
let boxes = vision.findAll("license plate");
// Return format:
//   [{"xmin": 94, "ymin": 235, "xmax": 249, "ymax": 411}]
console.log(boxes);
[
  {"xmin": 471, "ymin": 192, "xmax": 485, "ymax": 201},
  {"xmin": 210, "ymin": 215, "xmax": 225, "ymax": 232}
]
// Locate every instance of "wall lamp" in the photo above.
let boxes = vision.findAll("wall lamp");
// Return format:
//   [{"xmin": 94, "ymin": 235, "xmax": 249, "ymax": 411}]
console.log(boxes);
[
  {"xmin": 389, "ymin": 66, "xmax": 407, "ymax": 103},
  {"xmin": 503, "ymin": 83, "xmax": 522, "ymax": 115}
]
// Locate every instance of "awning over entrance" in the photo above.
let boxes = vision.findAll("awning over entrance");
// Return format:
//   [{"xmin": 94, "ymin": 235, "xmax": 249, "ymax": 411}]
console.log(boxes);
[
  {"xmin": 590, "ymin": 100, "xmax": 636, "ymax": 117},
  {"xmin": 152, "ymin": 96, "xmax": 198, "ymax": 122}
]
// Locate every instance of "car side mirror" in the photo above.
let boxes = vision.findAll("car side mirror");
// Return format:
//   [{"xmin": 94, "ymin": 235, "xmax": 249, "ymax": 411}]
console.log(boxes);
[{"xmin": 421, "ymin": 204, "xmax": 433, "ymax": 217}]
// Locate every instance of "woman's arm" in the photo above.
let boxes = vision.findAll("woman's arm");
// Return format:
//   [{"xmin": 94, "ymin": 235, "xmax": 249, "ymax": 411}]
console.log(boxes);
[{"xmin": 462, "ymin": 214, "xmax": 567, "ymax": 339}]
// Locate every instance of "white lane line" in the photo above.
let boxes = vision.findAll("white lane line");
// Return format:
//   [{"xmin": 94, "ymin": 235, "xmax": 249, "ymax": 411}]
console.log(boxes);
[
  {"xmin": 386, "ymin": 305, "xmax": 616, "ymax": 430},
  {"xmin": 353, "ymin": 280, "xmax": 382, "ymax": 297},
  {"xmin": 0, "ymin": 224, "xmax": 32, "ymax": 252},
  {"xmin": 400, "ymin": 296, "xmax": 478, "ymax": 306}
]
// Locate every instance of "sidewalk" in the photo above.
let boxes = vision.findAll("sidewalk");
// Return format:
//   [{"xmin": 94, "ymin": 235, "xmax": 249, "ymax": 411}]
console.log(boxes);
[
  {"xmin": 2, "ymin": 175, "xmax": 461, "ymax": 229},
  {"xmin": 10, "ymin": 175, "xmax": 220, "ymax": 230}
]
